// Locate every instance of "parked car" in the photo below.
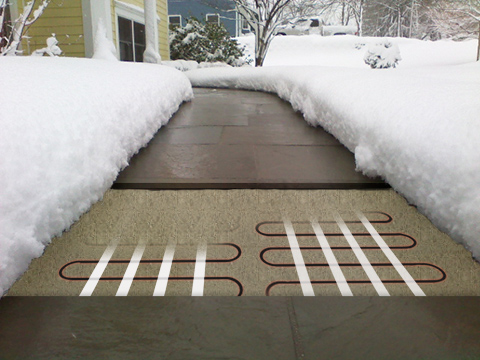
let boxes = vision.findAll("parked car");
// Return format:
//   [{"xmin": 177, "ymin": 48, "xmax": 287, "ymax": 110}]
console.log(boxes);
[
  {"xmin": 275, "ymin": 19, "xmax": 358, "ymax": 36},
  {"xmin": 275, "ymin": 18, "xmax": 321, "ymax": 36},
  {"xmin": 321, "ymin": 25, "xmax": 358, "ymax": 36}
]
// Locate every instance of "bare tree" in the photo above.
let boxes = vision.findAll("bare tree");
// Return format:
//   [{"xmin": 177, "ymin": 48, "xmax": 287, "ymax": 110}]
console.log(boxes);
[
  {"xmin": 362, "ymin": 0, "xmax": 425, "ymax": 38},
  {"xmin": 1, "ymin": 0, "xmax": 50, "ymax": 56},
  {"xmin": 234, "ymin": 0, "xmax": 292, "ymax": 66},
  {"xmin": 286, "ymin": 0, "xmax": 365, "ymax": 35},
  {"xmin": 284, "ymin": 0, "xmax": 324, "ymax": 19},
  {"xmin": 428, "ymin": 0, "xmax": 480, "ymax": 60}
]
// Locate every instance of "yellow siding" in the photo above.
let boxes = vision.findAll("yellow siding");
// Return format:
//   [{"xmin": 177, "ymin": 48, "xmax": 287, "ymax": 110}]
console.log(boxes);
[
  {"xmin": 18, "ymin": 0, "xmax": 169, "ymax": 60},
  {"xmin": 157, "ymin": 0, "xmax": 169, "ymax": 59},
  {"xmin": 20, "ymin": 0, "xmax": 85, "ymax": 58},
  {"xmin": 111, "ymin": 0, "xmax": 170, "ymax": 60}
]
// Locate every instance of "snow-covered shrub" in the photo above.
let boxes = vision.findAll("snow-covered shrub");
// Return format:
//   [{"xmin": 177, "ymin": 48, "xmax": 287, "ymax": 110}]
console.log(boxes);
[
  {"xmin": 31, "ymin": 33, "xmax": 62, "ymax": 57},
  {"xmin": 364, "ymin": 40, "xmax": 402, "ymax": 69},
  {"xmin": 169, "ymin": 17, "xmax": 249, "ymax": 66}
]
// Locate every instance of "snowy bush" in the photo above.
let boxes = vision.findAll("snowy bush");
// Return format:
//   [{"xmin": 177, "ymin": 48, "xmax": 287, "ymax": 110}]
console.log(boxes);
[
  {"xmin": 169, "ymin": 17, "xmax": 249, "ymax": 66},
  {"xmin": 31, "ymin": 34, "xmax": 62, "ymax": 57},
  {"xmin": 364, "ymin": 40, "xmax": 402, "ymax": 69}
]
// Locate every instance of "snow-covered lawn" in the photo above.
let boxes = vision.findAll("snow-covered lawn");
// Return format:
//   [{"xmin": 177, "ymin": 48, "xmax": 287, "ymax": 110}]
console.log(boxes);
[
  {"xmin": 188, "ymin": 35, "xmax": 480, "ymax": 260},
  {"xmin": 0, "ymin": 57, "xmax": 193, "ymax": 295},
  {"xmin": 237, "ymin": 34, "xmax": 478, "ymax": 68}
]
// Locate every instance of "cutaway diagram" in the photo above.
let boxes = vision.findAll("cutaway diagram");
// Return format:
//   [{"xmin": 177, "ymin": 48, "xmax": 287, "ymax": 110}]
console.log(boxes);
[{"xmin": 6, "ymin": 190, "xmax": 480, "ymax": 297}]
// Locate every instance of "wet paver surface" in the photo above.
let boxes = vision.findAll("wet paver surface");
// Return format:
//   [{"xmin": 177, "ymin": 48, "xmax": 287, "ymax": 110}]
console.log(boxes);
[{"xmin": 113, "ymin": 88, "xmax": 388, "ymax": 189}]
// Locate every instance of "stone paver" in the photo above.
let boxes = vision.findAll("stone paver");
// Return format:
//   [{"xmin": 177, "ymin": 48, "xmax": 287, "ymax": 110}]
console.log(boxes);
[{"xmin": 113, "ymin": 88, "xmax": 387, "ymax": 189}]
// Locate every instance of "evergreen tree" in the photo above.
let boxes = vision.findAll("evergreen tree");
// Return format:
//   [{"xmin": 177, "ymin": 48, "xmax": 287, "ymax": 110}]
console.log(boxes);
[{"xmin": 169, "ymin": 17, "xmax": 247, "ymax": 65}]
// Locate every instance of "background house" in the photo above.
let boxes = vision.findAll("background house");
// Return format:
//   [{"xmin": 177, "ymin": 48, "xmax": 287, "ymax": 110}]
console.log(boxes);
[
  {"xmin": 168, "ymin": 0, "xmax": 249, "ymax": 37},
  {"xmin": 5, "ymin": 0, "xmax": 170, "ymax": 60}
]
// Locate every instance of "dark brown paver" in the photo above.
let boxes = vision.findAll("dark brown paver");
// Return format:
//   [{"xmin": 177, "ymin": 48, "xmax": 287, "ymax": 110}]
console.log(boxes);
[{"xmin": 113, "ymin": 88, "xmax": 388, "ymax": 189}]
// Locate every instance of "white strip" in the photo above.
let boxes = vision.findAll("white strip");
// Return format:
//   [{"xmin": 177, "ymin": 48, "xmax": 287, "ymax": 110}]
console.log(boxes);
[
  {"xmin": 153, "ymin": 243, "xmax": 176, "ymax": 296},
  {"xmin": 116, "ymin": 242, "xmax": 146, "ymax": 296},
  {"xmin": 283, "ymin": 218, "xmax": 315, "ymax": 296},
  {"xmin": 311, "ymin": 219, "xmax": 353, "ymax": 296},
  {"xmin": 357, "ymin": 211, "xmax": 426, "ymax": 296},
  {"xmin": 80, "ymin": 238, "xmax": 119, "ymax": 296},
  {"xmin": 334, "ymin": 213, "xmax": 390, "ymax": 296},
  {"xmin": 192, "ymin": 243, "xmax": 207, "ymax": 296}
]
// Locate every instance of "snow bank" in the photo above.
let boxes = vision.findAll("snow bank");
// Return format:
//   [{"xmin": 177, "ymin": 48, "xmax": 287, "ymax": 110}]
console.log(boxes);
[
  {"xmin": 0, "ymin": 57, "xmax": 193, "ymax": 295},
  {"xmin": 161, "ymin": 60, "xmax": 236, "ymax": 72},
  {"xmin": 187, "ymin": 62, "xmax": 480, "ymax": 259},
  {"xmin": 236, "ymin": 35, "xmax": 479, "ymax": 68}
]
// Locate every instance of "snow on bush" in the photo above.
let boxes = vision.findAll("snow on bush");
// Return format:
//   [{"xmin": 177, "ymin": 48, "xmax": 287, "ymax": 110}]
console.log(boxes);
[
  {"xmin": 169, "ymin": 17, "xmax": 249, "ymax": 66},
  {"xmin": 186, "ymin": 62, "xmax": 480, "ymax": 260},
  {"xmin": 31, "ymin": 34, "xmax": 62, "ymax": 57},
  {"xmin": 364, "ymin": 40, "xmax": 402, "ymax": 69},
  {"xmin": 0, "ymin": 57, "xmax": 193, "ymax": 295}
]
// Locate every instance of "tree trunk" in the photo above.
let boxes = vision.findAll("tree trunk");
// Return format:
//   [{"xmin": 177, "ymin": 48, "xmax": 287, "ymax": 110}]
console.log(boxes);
[
  {"xmin": 408, "ymin": 0, "xmax": 415, "ymax": 38},
  {"xmin": 477, "ymin": 21, "xmax": 480, "ymax": 61},
  {"xmin": 397, "ymin": 6, "xmax": 402, "ymax": 37},
  {"xmin": 255, "ymin": 37, "xmax": 267, "ymax": 66}
]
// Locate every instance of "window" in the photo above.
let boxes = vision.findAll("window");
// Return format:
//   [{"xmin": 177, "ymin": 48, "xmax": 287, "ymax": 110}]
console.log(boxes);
[
  {"xmin": 118, "ymin": 16, "xmax": 145, "ymax": 62},
  {"xmin": 169, "ymin": 15, "xmax": 182, "ymax": 27},
  {"xmin": 206, "ymin": 13, "xmax": 220, "ymax": 25},
  {"xmin": 242, "ymin": 18, "xmax": 249, "ymax": 30},
  {"xmin": 310, "ymin": 19, "xmax": 320, "ymax": 27}
]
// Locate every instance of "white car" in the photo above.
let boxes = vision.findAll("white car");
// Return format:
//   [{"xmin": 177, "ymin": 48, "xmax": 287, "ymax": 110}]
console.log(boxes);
[
  {"xmin": 322, "ymin": 25, "xmax": 358, "ymax": 36},
  {"xmin": 275, "ymin": 18, "xmax": 321, "ymax": 36}
]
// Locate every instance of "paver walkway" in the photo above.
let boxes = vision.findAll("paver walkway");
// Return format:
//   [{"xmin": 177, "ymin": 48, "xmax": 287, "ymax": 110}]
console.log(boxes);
[{"xmin": 113, "ymin": 88, "xmax": 387, "ymax": 189}]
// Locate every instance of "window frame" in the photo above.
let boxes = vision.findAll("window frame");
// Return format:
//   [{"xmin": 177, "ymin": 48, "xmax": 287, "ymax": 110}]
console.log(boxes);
[
  {"xmin": 206, "ymin": 13, "xmax": 220, "ymax": 26},
  {"xmin": 169, "ymin": 15, "xmax": 182, "ymax": 27},
  {"xmin": 114, "ymin": 0, "xmax": 160, "ymax": 60},
  {"xmin": 117, "ymin": 16, "xmax": 146, "ymax": 62}
]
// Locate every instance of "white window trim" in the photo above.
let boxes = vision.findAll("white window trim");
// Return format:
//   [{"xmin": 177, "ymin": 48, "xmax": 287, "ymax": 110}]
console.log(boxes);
[
  {"xmin": 169, "ymin": 14, "xmax": 182, "ymax": 26},
  {"xmin": 206, "ymin": 13, "xmax": 220, "ymax": 25},
  {"xmin": 114, "ymin": 0, "xmax": 160, "ymax": 58},
  {"xmin": 115, "ymin": 0, "xmax": 145, "ymax": 24}
]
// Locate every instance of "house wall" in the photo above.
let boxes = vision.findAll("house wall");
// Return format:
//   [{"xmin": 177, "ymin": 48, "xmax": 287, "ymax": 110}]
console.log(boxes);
[
  {"xmin": 168, "ymin": 0, "xmax": 237, "ymax": 37},
  {"xmin": 16, "ymin": 0, "xmax": 169, "ymax": 60},
  {"xmin": 18, "ymin": 0, "xmax": 85, "ymax": 57}
]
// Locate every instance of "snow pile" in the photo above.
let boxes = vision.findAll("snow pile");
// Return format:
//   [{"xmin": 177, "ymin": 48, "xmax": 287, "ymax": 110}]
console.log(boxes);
[
  {"xmin": 162, "ymin": 59, "xmax": 199, "ymax": 71},
  {"xmin": 161, "ymin": 60, "xmax": 235, "ymax": 72},
  {"xmin": 0, "ymin": 57, "xmax": 193, "ymax": 295},
  {"xmin": 364, "ymin": 40, "xmax": 402, "ymax": 69},
  {"xmin": 198, "ymin": 61, "xmax": 232, "ymax": 69},
  {"xmin": 92, "ymin": 19, "xmax": 118, "ymax": 61},
  {"xmin": 187, "ymin": 62, "xmax": 480, "ymax": 259},
  {"xmin": 236, "ymin": 35, "xmax": 478, "ymax": 68}
]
